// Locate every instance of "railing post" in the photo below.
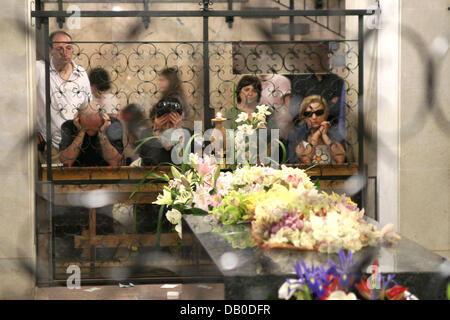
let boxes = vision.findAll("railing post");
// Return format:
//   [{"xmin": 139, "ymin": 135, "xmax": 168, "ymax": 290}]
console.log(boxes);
[
  {"xmin": 203, "ymin": 1, "xmax": 214, "ymax": 131},
  {"xmin": 358, "ymin": 14, "xmax": 366, "ymax": 211},
  {"xmin": 57, "ymin": 0, "xmax": 65, "ymax": 28}
]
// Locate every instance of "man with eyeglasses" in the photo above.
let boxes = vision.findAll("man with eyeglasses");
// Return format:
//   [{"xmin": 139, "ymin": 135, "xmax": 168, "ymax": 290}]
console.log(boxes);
[{"xmin": 36, "ymin": 31, "xmax": 92, "ymax": 165}]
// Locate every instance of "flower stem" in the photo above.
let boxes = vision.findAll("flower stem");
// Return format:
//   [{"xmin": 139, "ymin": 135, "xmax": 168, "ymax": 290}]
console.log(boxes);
[
  {"xmin": 155, "ymin": 205, "xmax": 165, "ymax": 251},
  {"xmin": 133, "ymin": 204, "xmax": 137, "ymax": 233}
]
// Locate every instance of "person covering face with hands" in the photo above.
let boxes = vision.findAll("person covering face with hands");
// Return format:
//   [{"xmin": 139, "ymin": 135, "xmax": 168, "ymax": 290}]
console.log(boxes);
[
  {"xmin": 59, "ymin": 102, "xmax": 124, "ymax": 167},
  {"xmin": 138, "ymin": 96, "xmax": 191, "ymax": 165}
]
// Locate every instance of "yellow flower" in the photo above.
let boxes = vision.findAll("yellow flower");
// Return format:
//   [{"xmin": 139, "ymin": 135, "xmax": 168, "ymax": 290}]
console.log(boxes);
[
  {"xmin": 153, "ymin": 188, "xmax": 172, "ymax": 206},
  {"xmin": 246, "ymin": 191, "xmax": 268, "ymax": 215}
]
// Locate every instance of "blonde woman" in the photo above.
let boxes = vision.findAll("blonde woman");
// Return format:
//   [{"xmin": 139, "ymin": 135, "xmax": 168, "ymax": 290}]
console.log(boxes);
[{"xmin": 287, "ymin": 95, "xmax": 345, "ymax": 165}]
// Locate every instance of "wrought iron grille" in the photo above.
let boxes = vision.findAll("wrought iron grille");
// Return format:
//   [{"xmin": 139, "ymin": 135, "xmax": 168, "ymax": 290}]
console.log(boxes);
[{"xmin": 33, "ymin": 1, "xmax": 375, "ymax": 285}]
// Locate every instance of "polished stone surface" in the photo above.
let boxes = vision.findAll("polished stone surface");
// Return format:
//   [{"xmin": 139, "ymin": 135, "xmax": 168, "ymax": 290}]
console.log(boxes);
[{"xmin": 183, "ymin": 215, "xmax": 449, "ymax": 300}]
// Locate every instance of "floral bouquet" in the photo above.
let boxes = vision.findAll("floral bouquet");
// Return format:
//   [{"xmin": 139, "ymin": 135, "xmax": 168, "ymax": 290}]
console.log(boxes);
[
  {"xmin": 153, "ymin": 156, "xmax": 400, "ymax": 253},
  {"xmin": 250, "ymin": 184, "xmax": 397, "ymax": 253},
  {"xmin": 278, "ymin": 249, "xmax": 418, "ymax": 300},
  {"xmin": 232, "ymin": 104, "xmax": 275, "ymax": 166},
  {"xmin": 152, "ymin": 153, "xmax": 222, "ymax": 238}
]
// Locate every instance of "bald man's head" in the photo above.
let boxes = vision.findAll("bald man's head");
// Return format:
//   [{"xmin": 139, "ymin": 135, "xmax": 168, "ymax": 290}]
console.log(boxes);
[{"xmin": 78, "ymin": 103, "xmax": 104, "ymax": 136}]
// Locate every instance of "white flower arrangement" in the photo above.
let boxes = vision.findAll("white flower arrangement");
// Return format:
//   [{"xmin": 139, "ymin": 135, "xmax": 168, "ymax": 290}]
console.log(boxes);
[{"xmin": 154, "ymin": 154, "xmax": 400, "ymax": 254}]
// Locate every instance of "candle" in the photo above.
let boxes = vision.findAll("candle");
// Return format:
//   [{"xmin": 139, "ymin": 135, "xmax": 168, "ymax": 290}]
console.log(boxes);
[{"xmin": 217, "ymin": 112, "xmax": 222, "ymax": 119}]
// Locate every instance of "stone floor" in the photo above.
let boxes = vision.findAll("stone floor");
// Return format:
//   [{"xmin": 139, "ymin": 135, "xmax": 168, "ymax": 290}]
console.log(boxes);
[{"xmin": 35, "ymin": 283, "xmax": 225, "ymax": 300}]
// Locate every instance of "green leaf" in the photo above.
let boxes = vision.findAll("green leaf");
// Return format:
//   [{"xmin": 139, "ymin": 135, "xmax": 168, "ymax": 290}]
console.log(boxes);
[
  {"xmin": 171, "ymin": 166, "xmax": 181, "ymax": 180},
  {"xmin": 188, "ymin": 208, "xmax": 209, "ymax": 216},
  {"xmin": 129, "ymin": 167, "xmax": 162, "ymax": 199},
  {"xmin": 314, "ymin": 179, "xmax": 321, "ymax": 191},
  {"xmin": 129, "ymin": 161, "xmax": 177, "ymax": 199},
  {"xmin": 133, "ymin": 204, "xmax": 137, "ymax": 234},
  {"xmin": 275, "ymin": 139, "xmax": 287, "ymax": 165},
  {"xmin": 132, "ymin": 136, "xmax": 159, "ymax": 155},
  {"xmin": 263, "ymin": 157, "xmax": 280, "ymax": 169},
  {"xmin": 303, "ymin": 285, "xmax": 313, "ymax": 300},
  {"xmin": 181, "ymin": 133, "xmax": 200, "ymax": 173},
  {"xmin": 305, "ymin": 162, "xmax": 319, "ymax": 172},
  {"xmin": 213, "ymin": 164, "xmax": 221, "ymax": 189},
  {"xmin": 262, "ymin": 139, "xmax": 286, "ymax": 169}
]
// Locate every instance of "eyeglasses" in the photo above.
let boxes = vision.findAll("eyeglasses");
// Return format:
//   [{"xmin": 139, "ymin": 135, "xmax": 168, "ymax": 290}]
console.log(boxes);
[
  {"xmin": 303, "ymin": 109, "xmax": 325, "ymax": 118},
  {"xmin": 54, "ymin": 46, "xmax": 73, "ymax": 54}
]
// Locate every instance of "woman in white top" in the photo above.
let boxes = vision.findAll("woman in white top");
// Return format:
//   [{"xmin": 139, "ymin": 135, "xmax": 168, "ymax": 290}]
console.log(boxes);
[{"xmin": 294, "ymin": 95, "xmax": 346, "ymax": 165}]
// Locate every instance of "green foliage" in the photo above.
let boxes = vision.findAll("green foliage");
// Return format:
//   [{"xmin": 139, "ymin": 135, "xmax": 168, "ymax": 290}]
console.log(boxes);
[
  {"xmin": 211, "ymin": 191, "xmax": 250, "ymax": 225},
  {"xmin": 132, "ymin": 136, "xmax": 159, "ymax": 155},
  {"xmin": 154, "ymin": 205, "xmax": 165, "ymax": 251},
  {"xmin": 181, "ymin": 133, "xmax": 200, "ymax": 173},
  {"xmin": 314, "ymin": 179, "xmax": 321, "ymax": 191},
  {"xmin": 276, "ymin": 139, "xmax": 287, "ymax": 165}
]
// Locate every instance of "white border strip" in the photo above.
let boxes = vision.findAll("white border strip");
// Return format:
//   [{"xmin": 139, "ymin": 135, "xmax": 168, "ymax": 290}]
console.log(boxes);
[{"xmin": 377, "ymin": 0, "xmax": 400, "ymax": 231}]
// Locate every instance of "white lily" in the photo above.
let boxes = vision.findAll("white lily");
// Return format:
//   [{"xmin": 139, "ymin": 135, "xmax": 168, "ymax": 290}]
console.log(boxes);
[
  {"xmin": 237, "ymin": 124, "xmax": 255, "ymax": 135},
  {"xmin": 153, "ymin": 188, "xmax": 173, "ymax": 206},
  {"xmin": 175, "ymin": 222, "xmax": 182, "ymax": 239},
  {"xmin": 256, "ymin": 104, "xmax": 271, "ymax": 115},
  {"xmin": 236, "ymin": 112, "xmax": 248, "ymax": 123},
  {"xmin": 174, "ymin": 189, "xmax": 193, "ymax": 205},
  {"xmin": 166, "ymin": 208, "xmax": 182, "ymax": 225}
]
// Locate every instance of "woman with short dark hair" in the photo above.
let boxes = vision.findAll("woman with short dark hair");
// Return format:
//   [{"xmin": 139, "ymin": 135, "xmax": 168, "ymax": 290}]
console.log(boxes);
[{"xmin": 224, "ymin": 75, "xmax": 276, "ymax": 130}]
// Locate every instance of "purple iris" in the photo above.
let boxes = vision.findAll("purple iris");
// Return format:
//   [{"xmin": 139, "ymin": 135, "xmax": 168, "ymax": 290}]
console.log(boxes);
[
  {"xmin": 368, "ymin": 273, "xmax": 396, "ymax": 300},
  {"xmin": 294, "ymin": 259, "xmax": 332, "ymax": 298},
  {"xmin": 327, "ymin": 248, "xmax": 359, "ymax": 290},
  {"xmin": 380, "ymin": 274, "xmax": 396, "ymax": 290}
]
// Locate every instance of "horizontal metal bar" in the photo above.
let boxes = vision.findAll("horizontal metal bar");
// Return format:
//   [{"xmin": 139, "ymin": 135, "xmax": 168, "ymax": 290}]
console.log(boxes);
[
  {"xmin": 49, "ymin": 39, "xmax": 358, "ymax": 44},
  {"xmin": 43, "ymin": 0, "xmax": 245, "ymax": 2},
  {"xmin": 308, "ymin": 175, "xmax": 357, "ymax": 180},
  {"xmin": 32, "ymin": 9, "xmax": 375, "ymax": 18},
  {"xmin": 51, "ymin": 179, "xmax": 165, "ymax": 185},
  {"xmin": 51, "ymin": 276, "xmax": 224, "ymax": 287}
]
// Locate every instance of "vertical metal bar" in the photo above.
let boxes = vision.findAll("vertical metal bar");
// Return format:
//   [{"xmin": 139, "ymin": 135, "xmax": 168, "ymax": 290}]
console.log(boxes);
[
  {"xmin": 358, "ymin": 15, "xmax": 366, "ymax": 210},
  {"xmin": 45, "ymin": 27, "xmax": 52, "ymax": 180},
  {"xmin": 36, "ymin": 0, "xmax": 42, "ymax": 30},
  {"xmin": 226, "ymin": 0, "xmax": 234, "ymax": 29},
  {"xmin": 203, "ymin": 2, "xmax": 213, "ymax": 131},
  {"xmin": 374, "ymin": 176, "xmax": 378, "ymax": 221},
  {"xmin": 326, "ymin": 0, "xmax": 329, "ymax": 29},
  {"xmin": 143, "ymin": 0, "xmax": 150, "ymax": 29},
  {"xmin": 43, "ymin": 20, "xmax": 55, "ymax": 284},
  {"xmin": 289, "ymin": 0, "xmax": 294, "ymax": 41},
  {"xmin": 57, "ymin": 0, "xmax": 65, "ymax": 28}
]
